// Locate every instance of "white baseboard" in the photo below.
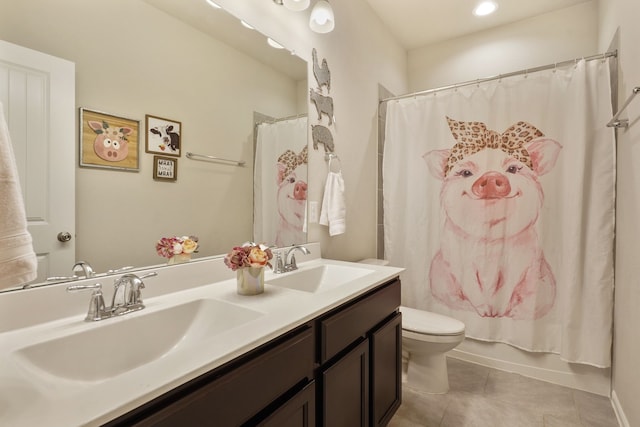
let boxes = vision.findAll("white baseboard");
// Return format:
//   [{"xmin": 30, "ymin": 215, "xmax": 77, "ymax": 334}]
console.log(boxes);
[
  {"xmin": 449, "ymin": 347, "xmax": 611, "ymax": 396},
  {"xmin": 611, "ymin": 390, "xmax": 629, "ymax": 427}
]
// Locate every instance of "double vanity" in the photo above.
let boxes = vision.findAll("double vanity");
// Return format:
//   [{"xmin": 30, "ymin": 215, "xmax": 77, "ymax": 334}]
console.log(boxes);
[{"xmin": 0, "ymin": 243, "xmax": 404, "ymax": 426}]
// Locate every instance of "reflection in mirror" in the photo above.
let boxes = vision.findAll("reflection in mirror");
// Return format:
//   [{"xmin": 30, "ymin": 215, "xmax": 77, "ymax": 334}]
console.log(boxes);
[
  {"xmin": 253, "ymin": 113, "xmax": 308, "ymax": 247},
  {"xmin": 0, "ymin": 0, "xmax": 308, "ymax": 291}
]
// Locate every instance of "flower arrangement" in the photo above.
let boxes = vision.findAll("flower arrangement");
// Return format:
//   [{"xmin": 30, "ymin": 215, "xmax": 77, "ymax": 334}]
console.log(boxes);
[
  {"xmin": 224, "ymin": 242, "xmax": 273, "ymax": 271},
  {"xmin": 156, "ymin": 235, "xmax": 199, "ymax": 259}
]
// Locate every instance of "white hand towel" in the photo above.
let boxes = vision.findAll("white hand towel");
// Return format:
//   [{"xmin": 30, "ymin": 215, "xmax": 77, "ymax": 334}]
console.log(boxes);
[
  {"xmin": 319, "ymin": 171, "xmax": 346, "ymax": 236},
  {"xmin": 0, "ymin": 103, "xmax": 37, "ymax": 290}
]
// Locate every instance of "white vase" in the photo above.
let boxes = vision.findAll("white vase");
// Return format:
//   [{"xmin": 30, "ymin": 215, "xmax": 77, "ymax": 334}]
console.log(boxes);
[
  {"xmin": 237, "ymin": 266, "xmax": 265, "ymax": 295},
  {"xmin": 167, "ymin": 253, "xmax": 191, "ymax": 265}
]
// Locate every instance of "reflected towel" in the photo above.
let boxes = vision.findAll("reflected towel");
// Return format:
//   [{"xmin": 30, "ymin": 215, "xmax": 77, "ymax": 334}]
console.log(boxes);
[
  {"xmin": 0, "ymin": 103, "xmax": 37, "ymax": 290},
  {"xmin": 319, "ymin": 171, "xmax": 346, "ymax": 236}
]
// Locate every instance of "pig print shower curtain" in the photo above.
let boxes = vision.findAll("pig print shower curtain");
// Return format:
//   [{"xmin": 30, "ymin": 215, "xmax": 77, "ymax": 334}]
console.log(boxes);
[
  {"xmin": 254, "ymin": 117, "xmax": 308, "ymax": 247},
  {"xmin": 383, "ymin": 58, "xmax": 615, "ymax": 367}
]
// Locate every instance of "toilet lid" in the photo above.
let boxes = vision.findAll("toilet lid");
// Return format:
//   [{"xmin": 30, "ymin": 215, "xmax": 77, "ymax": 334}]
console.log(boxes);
[{"xmin": 400, "ymin": 306, "xmax": 465, "ymax": 336}]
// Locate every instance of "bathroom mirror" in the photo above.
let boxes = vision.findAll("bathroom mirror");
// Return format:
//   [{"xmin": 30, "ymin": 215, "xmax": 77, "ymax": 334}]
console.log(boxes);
[{"xmin": 0, "ymin": 0, "xmax": 308, "ymax": 290}]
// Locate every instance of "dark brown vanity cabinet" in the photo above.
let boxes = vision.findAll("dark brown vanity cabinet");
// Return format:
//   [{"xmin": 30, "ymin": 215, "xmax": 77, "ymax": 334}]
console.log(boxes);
[
  {"xmin": 317, "ymin": 279, "xmax": 402, "ymax": 427},
  {"xmin": 105, "ymin": 278, "xmax": 401, "ymax": 427}
]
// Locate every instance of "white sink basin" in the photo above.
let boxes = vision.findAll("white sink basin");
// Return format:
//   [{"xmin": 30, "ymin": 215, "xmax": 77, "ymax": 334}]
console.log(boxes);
[
  {"xmin": 14, "ymin": 299, "xmax": 264, "ymax": 382},
  {"xmin": 266, "ymin": 264, "xmax": 374, "ymax": 293}
]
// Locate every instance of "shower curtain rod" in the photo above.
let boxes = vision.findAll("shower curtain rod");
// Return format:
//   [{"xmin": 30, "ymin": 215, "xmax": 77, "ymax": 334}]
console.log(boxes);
[
  {"xmin": 381, "ymin": 51, "xmax": 617, "ymax": 103},
  {"xmin": 255, "ymin": 113, "xmax": 307, "ymax": 125}
]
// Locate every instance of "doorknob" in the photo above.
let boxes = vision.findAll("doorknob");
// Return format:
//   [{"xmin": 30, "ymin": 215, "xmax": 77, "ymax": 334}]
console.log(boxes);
[{"xmin": 57, "ymin": 232, "xmax": 72, "ymax": 242}]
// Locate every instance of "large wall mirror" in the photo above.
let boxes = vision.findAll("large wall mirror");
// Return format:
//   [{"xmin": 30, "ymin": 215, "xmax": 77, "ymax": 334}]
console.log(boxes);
[{"xmin": 0, "ymin": 0, "xmax": 308, "ymax": 290}]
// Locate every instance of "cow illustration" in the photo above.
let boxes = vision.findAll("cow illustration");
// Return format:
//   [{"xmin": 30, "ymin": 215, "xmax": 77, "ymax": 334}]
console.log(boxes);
[
  {"xmin": 423, "ymin": 117, "xmax": 562, "ymax": 320},
  {"xmin": 275, "ymin": 146, "xmax": 308, "ymax": 247},
  {"xmin": 88, "ymin": 120, "xmax": 132, "ymax": 162},
  {"xmin": 150, "ymin": 125, "xmax": 180, "ymax": 154}
]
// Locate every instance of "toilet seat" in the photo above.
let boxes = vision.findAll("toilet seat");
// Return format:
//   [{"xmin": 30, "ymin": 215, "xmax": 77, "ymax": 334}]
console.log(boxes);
[{"xmin": 400, "ymin": 306, "xmax": 465, "ymax": 336}]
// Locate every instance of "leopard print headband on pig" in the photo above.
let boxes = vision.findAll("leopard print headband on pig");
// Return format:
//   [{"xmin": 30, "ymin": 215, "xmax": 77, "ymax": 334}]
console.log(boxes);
[
  {"xmin": 444, "ymin": 117, "xmax": 543, "ymax": 176},
  {"xmin": 277, "ymin": 145, "xmax": 308, "ymax": 178}
]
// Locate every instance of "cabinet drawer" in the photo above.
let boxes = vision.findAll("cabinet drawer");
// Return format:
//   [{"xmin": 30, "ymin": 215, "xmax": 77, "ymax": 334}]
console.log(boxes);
[
  {"xmin": 319, "ymin": 279, "xmax": 400, "ymax": 363},
  {"xmin": 131, "ymin": 326, "xmax": 315, "ymax": 427}
]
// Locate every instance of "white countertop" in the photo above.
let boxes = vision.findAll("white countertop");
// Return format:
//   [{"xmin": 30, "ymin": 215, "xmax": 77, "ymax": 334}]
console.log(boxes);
[{"xmin": 0, "ymin": 246, "xmax": 403, "ymax": 426}]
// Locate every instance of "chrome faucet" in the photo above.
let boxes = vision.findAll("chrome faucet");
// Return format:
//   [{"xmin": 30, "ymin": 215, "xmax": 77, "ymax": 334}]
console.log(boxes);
[
  {"xmin": 67, "ymin": 272, "xmax": 157, "ymax": 321},
  {"xmin": 283, "ymin": 245, "xmax": 310, "ymax": 272},
  {"xmin": 45, "ymin": 260, "xmax": 96, "ymax": 282},
  {"xmin": 73, "ymin": 261, "xmax": 96, "ymax": 279}
]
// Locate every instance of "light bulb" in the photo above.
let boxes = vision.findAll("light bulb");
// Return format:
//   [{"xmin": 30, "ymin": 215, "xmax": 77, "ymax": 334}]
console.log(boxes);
[
  {"xmin": 205, "ymin": 0, "xmax": 222, "ymax": 9},
  {"xmin": 309, "ymin": 0, "xmax": 335, "ymax": 33},
  {"xmin": 267, "ymin": 38, "xmax": 284, "ymax": 49},
  {"xmin": 473, "ymin": 1, "xmax": 498, "ymax": 16},
  {"xmin": 282, "ymin": 0, "xmax": 310, "ymax": 11}
]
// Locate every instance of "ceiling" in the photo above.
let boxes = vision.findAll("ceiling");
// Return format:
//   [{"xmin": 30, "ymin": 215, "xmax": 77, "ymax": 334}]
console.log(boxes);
[{"xmin": 364, "ymin": 0, "xmax": 591, "ymax": 50}]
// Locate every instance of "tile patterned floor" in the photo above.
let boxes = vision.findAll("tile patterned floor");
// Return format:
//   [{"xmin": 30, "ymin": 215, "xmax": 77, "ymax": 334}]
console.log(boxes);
[{"xmin": 388, "ymin": 358, "xmax": 619, "ymax": 427}]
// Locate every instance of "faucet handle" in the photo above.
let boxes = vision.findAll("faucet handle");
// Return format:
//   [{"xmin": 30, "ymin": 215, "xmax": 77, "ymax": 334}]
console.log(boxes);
[
  {"xmin": 67, "ymin": 283, "xmax": 107, "ymax": 322},
  {"xmin": 289, "ymin": 254, "xmax": 298, "ymax": 270},
  {"xmin": 127, "ymin": 272, "xmax": 157, "ymax": 306},
  {"xmin": 106, "ymin": 265, "xmax": 135, "ymax": 275},
  {"xmin": 273, "ymin": 251, "xmax": 285, "ymax": 273}
]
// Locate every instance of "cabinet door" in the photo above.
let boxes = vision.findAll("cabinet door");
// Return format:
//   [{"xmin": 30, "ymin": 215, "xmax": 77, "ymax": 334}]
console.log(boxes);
[
  {"xmin": 370, "ymin": 312, "xmax": 402, "ymax": 427},
  {"xmin": 257, "ymin": 381, "xmax": 315, "ymax": 427},
  {"xmin": 321, "ymin": 339, "xmax": 369, "ymax": 427}
]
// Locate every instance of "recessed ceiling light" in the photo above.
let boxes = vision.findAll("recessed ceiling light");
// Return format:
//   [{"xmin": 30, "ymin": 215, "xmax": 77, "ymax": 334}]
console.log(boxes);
[
  {"xmin": 240, "ymin": 20, "xmax": 254, "ymax": 30},
  {"xmin": 473, "ymin": 1, "xmax": 498, "ymax": 16},
  {"xmin": 206, "ymin": 0, "xmax": 222, "ymax": 9}
]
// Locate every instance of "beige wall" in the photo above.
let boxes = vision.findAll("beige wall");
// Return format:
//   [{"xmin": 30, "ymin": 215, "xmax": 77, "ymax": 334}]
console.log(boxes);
[
  {"xmin": 408, "ymin": 1, "xmax": 599, "ymax": 92},
  {"xmin": 599, "ymin": 0, "xmax": 640, "ymax": 424}
]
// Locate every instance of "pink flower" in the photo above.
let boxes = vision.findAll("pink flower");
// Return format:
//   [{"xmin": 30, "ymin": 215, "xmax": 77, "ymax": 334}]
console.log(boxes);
[
  {"xmin": 155, "ymin": 235, "xmax": 199, "ymax": 259},
  {"xmin": 224, "ymin": 243, "xmax": 273, "ymax": 270},
  {"xmin": 156, "ymin": 237, "xmax": 177, "ymax": 258}
]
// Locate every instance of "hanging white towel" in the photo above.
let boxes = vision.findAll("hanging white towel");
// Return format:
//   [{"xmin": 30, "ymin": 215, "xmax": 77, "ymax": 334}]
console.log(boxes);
[
  {"xmin": 319, "ymin": 169, "xmax": 346, "ymax": 236},
  {"xmin": 0, "ymin": 103, "xmax": 37, "ymax": 290}
]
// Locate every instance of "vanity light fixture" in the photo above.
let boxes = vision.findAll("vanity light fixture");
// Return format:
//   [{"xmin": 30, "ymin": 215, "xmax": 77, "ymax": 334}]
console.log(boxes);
[
  {"xmin": 309, "ymin": 0, "xmax": 335, "ymax": 33},
  {"xmin": 240, "ymin": 20, "xmax": 255, "ymax": 30},
  {"xmin": 473, "ymin": 1, "xmax": 498, "ymax": 16},
  {"xmin": 267, "ymin": 38, "xmax": 285, "ymax": 49},
  {"xmin": 273, "ymin": 0, "xmax": 335, "ymax": 33},
  {"xmin": 283, "ymin": 0, "xmax": 310, "ymax": 11},
  {"xmin": 206, "ymin": 0, "xmax": 222, "ymax": 9}
]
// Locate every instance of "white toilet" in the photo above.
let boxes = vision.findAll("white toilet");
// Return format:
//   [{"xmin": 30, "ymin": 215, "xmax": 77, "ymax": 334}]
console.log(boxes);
[{"xmin": 400, "ymin": 306, "xmax": 465, "ymax": 394}]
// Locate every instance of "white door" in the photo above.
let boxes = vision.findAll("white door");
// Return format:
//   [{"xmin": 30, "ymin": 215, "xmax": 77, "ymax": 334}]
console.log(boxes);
[{"xmin": 0, "ymin": 40, "xmax": 75, "ymax": 284}]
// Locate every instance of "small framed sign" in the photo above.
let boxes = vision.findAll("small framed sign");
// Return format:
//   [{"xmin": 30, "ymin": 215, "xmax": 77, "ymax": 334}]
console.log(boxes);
[{"xmin": 153, "ymin": 156, "xmax": 178, "ymax": 182}]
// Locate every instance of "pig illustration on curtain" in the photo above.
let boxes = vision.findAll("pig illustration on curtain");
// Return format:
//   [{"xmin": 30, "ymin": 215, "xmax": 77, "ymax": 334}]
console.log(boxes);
[
  {"xmin": 423, "ymin": 117, "xmax": 562, "ymax": 320},
  {"xmin": 276, "ymin": 146, "xmax": 308, "ymax": 247}
]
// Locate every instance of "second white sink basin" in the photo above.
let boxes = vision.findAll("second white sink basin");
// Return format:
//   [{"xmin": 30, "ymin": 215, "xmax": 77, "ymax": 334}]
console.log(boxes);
[
  {"xmin": 14, "ymin": 299, "xmax": 264, "ymax": 382},
  {"xmin": 266, "ymin": 264, "xmax": 375, "ymax": 293}
]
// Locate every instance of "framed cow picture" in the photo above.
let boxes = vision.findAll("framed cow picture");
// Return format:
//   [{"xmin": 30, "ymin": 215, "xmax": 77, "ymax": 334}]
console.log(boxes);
[
  {"xmin": 145, "ymin": 114, "xmax": 182, "ymax": 157},
  {"xmin": 79, "ymin": 108, "xmax": 140, "ymax": 171}
]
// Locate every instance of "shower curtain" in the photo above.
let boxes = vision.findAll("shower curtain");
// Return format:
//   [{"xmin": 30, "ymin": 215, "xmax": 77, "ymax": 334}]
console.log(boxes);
[
  {"xmin": 383, "ymin": 58, "xmax": 615, "ymax": 367},
  {"xmin": 254, "ymin": 116, "xmax": 308, "ymax": 246}
]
